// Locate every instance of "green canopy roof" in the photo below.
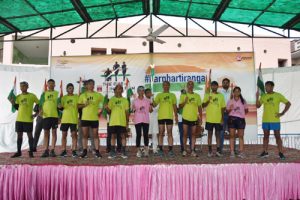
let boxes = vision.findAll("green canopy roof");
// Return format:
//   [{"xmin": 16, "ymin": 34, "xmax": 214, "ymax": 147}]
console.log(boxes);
[{"xmin": 0, "ymin": 0, "xmax": 299, "ymax": 34}]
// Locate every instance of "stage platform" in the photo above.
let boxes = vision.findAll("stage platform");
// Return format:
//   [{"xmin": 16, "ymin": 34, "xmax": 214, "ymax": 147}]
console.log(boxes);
[{"xmin": 0, "ymin": 145, "xmax": 300, "ymax": 200}]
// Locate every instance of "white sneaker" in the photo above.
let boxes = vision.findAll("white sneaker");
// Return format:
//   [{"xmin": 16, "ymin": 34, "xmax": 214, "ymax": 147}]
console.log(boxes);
[
  {"xmin": 136, "ymin": 149, "xmax": 142, "ymax": 158},
  {"xmin": 207, "ymin": 151, "xmax": 213, "ymax": 157},
  {"xmin": 144, "ymin": 147, "xmax": 149, "ymax": 157},
  {"xmin": 191, "ymin": 151, "xmax": 198, "ymax": 157},
  {"xmin": 182, "ymin": 150, "xmax": 187, "ymax": 157},
  {"xmin": 216, "ymin": 151, "xmax": 223, "ymax": 157},
  {"xmin": 237, "ymin": 152, "xmax": 246, "ymax": 159},
  {"xmin": 230, "ymin": 152, "xmax": 235, "ymax": 158}
]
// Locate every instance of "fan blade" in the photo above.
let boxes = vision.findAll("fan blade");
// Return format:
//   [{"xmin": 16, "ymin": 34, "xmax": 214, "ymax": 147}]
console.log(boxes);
[
  {"xmin": 151, "ymin": 24, "xmax": 169, "ymax": 37},
  {"xmin": 153, "ymin": 38, "xmax": 166, "ymax": 44}
]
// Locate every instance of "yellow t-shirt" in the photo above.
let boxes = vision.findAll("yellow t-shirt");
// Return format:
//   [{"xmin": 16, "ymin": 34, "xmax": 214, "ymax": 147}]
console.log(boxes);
[
  {"xmin": 180, "ymin": 93, "xmax": 202, "ymax": 121},
  {"xmin": 16, "ymin": 93, "xmax": 39, "ymax": 122},
  {"xmin": 154, "ymin": 92, "xmax": 177, "ymax": 120},
  {"xmin": 108, "ymin": 96, "xmax": 129, "ymax": 127},
  {"xmin": 259, "ymin": 92, "xmax": 289, "ymax": 123},
  {"xmin": 203, "ymin": 92, "xmax": 225, "ymax": 123},
  {"xmin": 61, "ymin": 95, "xmax": 79, "ymax": 124},
  {"xmin": 78, "ymin": 91, "xmax": 104, "ymax": 121},
  {"xmin": 42, "ymin": 91, "xmax": 59, "ymax": 118}
]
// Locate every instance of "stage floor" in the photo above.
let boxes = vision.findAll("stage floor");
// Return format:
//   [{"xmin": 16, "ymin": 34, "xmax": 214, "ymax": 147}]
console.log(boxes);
[{"xmin": 1, "ymin": 145, "xmax": 300, "ymax": 166}]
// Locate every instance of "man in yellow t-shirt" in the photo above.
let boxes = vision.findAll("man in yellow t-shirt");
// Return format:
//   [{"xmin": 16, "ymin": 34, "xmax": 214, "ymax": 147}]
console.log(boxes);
[
  {"xmin": 59, "ymin": 83, "xmax": 79, "ymax": 158},
  {"xmin": 256, "ymin": 81, "xmax": 291, "ymax": 160},
  {"xmin": 153, "ymin": 81, "xmax": 178, "ymax": 157},
  {"xmin": 40, "ymin": 79, "xmax": 59, "ymax": 158},
  {"xmin": 105, "ymin": 84, "xmax": 129, "ymax": 159},
  {"xmin": 179, "ymin": 80, "xmax": 202, "ymax": 157},
  {"xmin": 202, "ymin": 81, "xmax": 226, "ymax": 157},
  {"xmin": 78, "ymin": 79, "xmax": 104, "ymax": 158},
  {"xmin": 9, "ymin": 81, "xmax": 39, "ymax": 158}
]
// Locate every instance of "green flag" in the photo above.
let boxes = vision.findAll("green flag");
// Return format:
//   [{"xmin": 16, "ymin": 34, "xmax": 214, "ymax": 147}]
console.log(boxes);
[
  {"xmin": 7, "ymin": 76, "xmax": 17, "ymax": 113},
  {"xmin": 257, "ymin": 63, "xmax": 265, "ymax": 95}
]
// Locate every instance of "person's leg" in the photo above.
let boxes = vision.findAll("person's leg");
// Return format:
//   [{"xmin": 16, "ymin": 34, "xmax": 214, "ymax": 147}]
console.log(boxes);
[
  {"xmin": 77, "ymin": 120, "xmax": 83, "ymax": 151},
  {"xmin": 26, "ymin": 131, "xmax": 34, "ymax": 153},
  {"xmin": 215, "ymin": 130, "xmax": 221, "ymax": 151},
  {"xmin": 80, "ymin": 126, "xmax": 89, "ymax": 157},
  {"xmin": 182, "ymin": 124, "xmax": 189, "ymax": 152},
  {"xmin": 43, "ymin": 130, "xmax": 50, "ymax": 150},
  {"xmin": 166, "ymin": 124, "xmax": 174, "ymax": 151},
  {"xmin": 238, "ymin": 129, "xmax": 244, "ymax": 153},
  {"xmin": 106, "ymin": 128, "xmax": 112, "ymax": 153},
  {"xmin": 33, "ymin": 116, "xmax": 43, "ymax": 151},
  {"xmin": 178, "ymin": 122, "xmax": 184, "ymax": 152},
  {"xmin": 158, "ymin": 124, "xmax": 165, "ymax": 151},
  {"xmin": 188, "ymin": 126, "xmax": 192, "ymax": 151},
  {"xmin": 17, "ymin": 132, "xmax": 23, "ymax": 154},
  {"xmin": 274, "ymin": 130, "xmax": 283, "ymax": 153},
  {"xmin": 207, "ymin": 130, "xmax": 213, "ymax": 152},
  {"xmin": 92, "ymin": 128, "xmax": 99, "ymax": 151},
  {"xmin": 61, "ymin": 131, "xmax": 68, "ymax": 151},
  {"xmin": 135, "ymin": 124, "xmax": 142, "ymax": 148},
  {"xmin": 263, "ymin": 130, "xmax": 270, "ymax": 153},
  {"xmin": 51, "ymin": 128, "xmax": 57, "ymax": 151},
  {"xmin": 143, "ymin": 123, "xmax": 150, "ymax": 156},
  {"xmin": 88, "ymin": 128, "xmax": 95, "ymax": 151},
  {"xmin": 116, "ymin": 130, "xmax": 122, "ymax": 152},
  {"xmin": 190, "ymin": 125, "xmax": 197, "ymax": 151},
  {"xmin": 71, "ymin": 131, "xmax": 77, "ymax": 151},
  {"xmin": 229, "ymin": 128, "xmax": 236, "ymax": 154}
]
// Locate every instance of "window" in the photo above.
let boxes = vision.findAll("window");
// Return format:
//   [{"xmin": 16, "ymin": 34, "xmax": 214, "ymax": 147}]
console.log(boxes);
[
  {"xmin": 111, "ymin": 48, "xmax": 127, "ymax": 54},
  {"xmin": 91, "ymin": 48, "xmax": 107, "ymax": 55},
  {"xmin": 278, "ymin": 59, "xmax": 287, "ymax": 67}
]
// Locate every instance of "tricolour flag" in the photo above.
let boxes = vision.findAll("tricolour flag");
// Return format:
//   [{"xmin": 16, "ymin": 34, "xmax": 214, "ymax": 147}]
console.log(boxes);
[
  {"xmin": 58, "ymin": 80, "xmax": 63, "ymax": 104},
  {"xmin": 150, "ymin": 64, "xmax": 155, "ymax": 92},
  {"xmin": 39, "ymin": 79, "xmax": 47, "ymax": 108},
  {"xmin": 7, "ymin": 76, "xmax": 17, "ymax": 113},
  {"xmin": 205, "ymin": 69, "xmax": 212, "ymax": 93},
  {"xmin": 125, "ymin": 78, "xmax": 134, "ymax": 112},
  {"xmin": 257, "ymin": 63, "xmax": 265, "ymax": 95},
  {"xmin": 102, "ymin": 82, "xmax": 109, "ymax": 119}
]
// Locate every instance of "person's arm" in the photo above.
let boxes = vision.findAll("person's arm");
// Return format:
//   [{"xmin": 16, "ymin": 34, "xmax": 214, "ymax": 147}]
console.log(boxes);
[
  {"xmin": 198, "ymin": 106, "xmax": 202, "ymax": 125},
  {"xmin": 276, "ymin": 101, "xmax": 291, "ymax": 118},
  {"xmin": 256, "ymin": 91, "xmax": 262, "ymax": 108},
  {"xmin": 125, "ymin": 110, "xmax": 129, "ymax": 128},
  {"xmin": 179, "ymin": 95, "xmax": 188, "ymax": 109},
  {"xmin": 173, "ymin": 104, "xmax": 178, "ymax": 123},
  {"xmin": 202, "ymin": 95, "xmax": 211, "ymax": 108}
]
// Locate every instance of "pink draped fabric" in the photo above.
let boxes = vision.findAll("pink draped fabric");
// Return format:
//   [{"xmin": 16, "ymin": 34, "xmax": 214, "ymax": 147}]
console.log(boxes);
[{"xmin": 0, "ymin": 164, "xmax": 299, "ymax": 200}]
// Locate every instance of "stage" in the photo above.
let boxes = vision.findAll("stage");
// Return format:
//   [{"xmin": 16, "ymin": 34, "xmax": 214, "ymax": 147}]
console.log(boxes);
[{"xmin": 0, "ymin": 145, "xmax": 300, "ymax": 200}]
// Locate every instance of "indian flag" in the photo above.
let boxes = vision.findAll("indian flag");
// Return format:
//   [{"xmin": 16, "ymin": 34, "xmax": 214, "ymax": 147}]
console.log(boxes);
[
  {"xmin": 58, "ymin": 80, "xmax": 63, "ymax": 104},
  {"xmin": 7, "ymin": 76, "xmax": 17, "ymax": 113},
  {"xmin": 205, "ymin": 69, "xmax": 212, "ymax": 93},
  {"xmin": 125, "ymin": 78, "xmax": 134, "ymax": 111},
  {"xmin": 150, "ymin": 64, "xmax": 155, "ymax": 92},
  {"xmin": 257, "ymin": 63, "xmax": 265, "ymax": 95},
  {"xmin": 102, "ymin": 82, "xmax": 109, "ymax": 119},
  {"xmin": 39, "ymin": 79, "xmax": 47, "ymax": 108}
]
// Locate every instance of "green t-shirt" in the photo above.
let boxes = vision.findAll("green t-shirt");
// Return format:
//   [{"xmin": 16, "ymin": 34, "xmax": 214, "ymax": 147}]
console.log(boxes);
[
  {"xmin": 108, "ymin": 96, "xmax": 129, "ymax": 127},
  {"xmin": 16, "ymin": 93, "xmax": 39, "ymax": 123},
  {"xmin": 154, "ymin": 92, "xmax": 177, "ymax": 120},
  {"xmin": 259, "ymin": 92, "xmax": 289, "ymax": 123},
  {"xmin": 61, "ymin": 95, "xmax": 79, "ymax": 124},
  {"xmin": 78, "ymin": 91, "xmax": 104, "ymax": 121},
  {"xmin": 180, "ymin": 93, "xmax": 202, "ymax": 121},
  {"xmin": 42, "ymin": 91, "xmax": 59, "ymax": 118},
  {"xmin": 203, "ymin": 92, "xmax": 226, "ymax": 123}
]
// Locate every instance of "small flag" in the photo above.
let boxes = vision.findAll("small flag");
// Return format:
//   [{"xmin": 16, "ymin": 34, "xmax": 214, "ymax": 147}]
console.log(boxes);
[
  {"xmin": 257, "ymin": 63, "xmax": 265, "ymax": 95},
  {"xmin": 125, "ymin": 78, "xmax": 134, "ymax": 112},
  {"xmin": 39, "ymin": 79, "xmax": 47, "ymax": 108},
  {"xmin": 102, "ymin": 82, "xmax": 109, "ymax": 118},
  {"xmin": 7, "ymin": 76, "xmax": 17, "ymax": 113},
  {"xmin": 150, "ymin": 64, "xmax": 155, "ymax": 92},
  {"xmin": 205, "ymin": 69, "xmax": 212, "ymax": 93},
  {"xmin": 78, "ymin": 77, "xmax": 82, "ymax": 95},
  {"xmin": 58, "ymin": 80, "xmax": 63, "ymax": 104}
]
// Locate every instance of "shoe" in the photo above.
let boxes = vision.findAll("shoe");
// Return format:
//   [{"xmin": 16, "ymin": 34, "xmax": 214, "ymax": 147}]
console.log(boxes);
[
  {"xmin": 60, "ymin": 150, "xmax": 67, "ymax": 157},
  {"xmin": 144, "ymin": 147, "xmax": 149, "ymax": 157},
  {"xmin": 279, "ymin": 152, "xmax": 286, "ymax": 160},
  {"xmin": 237, "ymin": 152, "xmax": 246, "ymax": 159},
  {"xmin": 28, "ymin": 151, "xmax": 34, "ymax": 158},
  {"xmin": 168, "ymin": 150, "xmax": 175, "ymax": 157},
  {"xmin": 50, "ymin": 149, "xmax": 56, "ymax": 157},
  {"xmin": 32, "ymin": 148, "xmax": 37, "ymax": 152},
  {"xmin": 182, "ymin": 150, "xmax": 187, "ymax": 157},
  {"xmin": 207, "ymin": 151, "xmax": 213, "ymax": 158},
  {"xmin": 157, "ymin": 149, "xmax": 164, "ymax": 157},
  {"xmin": 136, "ymin": 149, "xmax": 142, "ymax": 158},
  {"xmin": 121, "ymin": 152, "xmax": 128, "ymax": 159},
  {"xmin": 259, "ymin": 151, "xmax": 269, "ymax": 158},
  {"xmin": 108, "ymin": 151, "xmax": 116, "ymax": 159},
  {"xmin": 216, "ymin": 151, "xmax": 223, "ymax": 157},
  {"xmin": 230, "ymin": 152, "xmax": 235, "ymax": 158},
  {"xmin": 41, "ymin": 150, "xmax": 49, "ymax": 158},
  {"xmin": 80, "ymin": 149, "xmax": 88, "ymax": 158},
  {"xmin": 95, "ymin": 150, "xmax": 102, "ymax": 158},
  {"xmin": 72, "ymin": 150, "xmax": 78, "ymax": 158},
  {"xmin": 11, "ymin": 152, "xmax": 22, "ymax": 158},
  {"xmin": 191, "ymin": 151, "xmax": 198, "ymax": 157}
]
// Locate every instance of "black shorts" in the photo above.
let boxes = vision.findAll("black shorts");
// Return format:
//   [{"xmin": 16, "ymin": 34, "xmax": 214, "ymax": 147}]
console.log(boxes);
[
  {"xmin": 182, "ymin": 118, "xmax": 198, "ymax": 126},
  {"xmin": 81, "ymin": 120, "xmax": 99, "ymax": 129},
  {"xmin": 43, "ymin": 118, "xmax": 58, "ymax": 130},
  {"xmin": 158, "ymin": 119, "xmax": 173, "ymax": 125},
  {"xmin": 109, "ymin": 126, "xmax": 127, "ymax": 135},
  {"xmin": 60, "ymin": 123, "xmax": 77, "ymax": 132},
  {"xmin": 228, "ymin": 116, "xmax": 246, "ymax": 130},
  {"xmin": 205, "ymin": 122, "xmax": 222, "ymax": 131},
  {"xmin": 15, "ymin": 121, "xmax": 33, "ymax": 132}
]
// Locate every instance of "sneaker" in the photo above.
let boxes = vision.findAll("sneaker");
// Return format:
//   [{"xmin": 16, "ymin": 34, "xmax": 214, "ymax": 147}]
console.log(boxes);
[
  {"xmin": 207, "ymin": 151, "xmax": 213, "ymax": 158},
  {"xmin": 60, "ymin": 150, "xmax": 67, "ymax": 157},
  {"xmin": 121, "ymin": 152, "xmax": 128, "ymax": 159},
  {"xmin": 41, "ymin": 150, "xmax": 49, "ymax": 158},
  {"xmin": 182, "ymin": 150, "xmax": 187, "ymax": 157},
  {"xmin": 136, "ymin": 149, "xmax": 142, "ymax": 158},
  {"xmin": 11, "ymin": 152, "xmax": 22, "ymax": 158},
  {"xmin": 95, "ymin": 150, "xmax": 102, "ymax": 158},
  {"xmin": 168, "ymin": 150, "xmax": 175, "ymax": 157},
  {"xmin": 80, "ymin": 150, "xmax": 88, "ymax": 158},
  {"xmin": 157, "ymin": 149, "xmax": 164, "ymax": 157},
  {"xmin": 108, "ymin": 151, "xmax": 116, "ymax": 159},
  {"xmin": 259, "ymin": 151, "xmax": 269, "ymax": 158},
  {"xmin": 144, "ymin": 147, "xmax": 149, "ymax": 157},
  {"xmin": 230, "ymin": 152, "xmax": 235, "ymax": 158},
  {"xmin": 237, "ymin": 152, "xmax": 246, "ymax": 159},
  {"xmin": 28, "ymin": 151, "xmax": 34, "ymax": 158},
  {"xmin": 50, "ymin": 149, "xmax": 56, "ymax": 157},
  {"xmin": 279, "ymin": 152, "xmax": 286, "ymax": 160},
  {"xmin": 72, "ymin": 150, "xmax": 78, "ymax": 158},
  {"xmin": 191, "ymin": 151, "xmax": 198, "ymax": 157},
  {"xmin": 216, "ymin": 151, "xmax": 223, "ymax": 157},
  {"xmin": 32, "ymin": 148, "xmax": 37, "ymax": 152}
]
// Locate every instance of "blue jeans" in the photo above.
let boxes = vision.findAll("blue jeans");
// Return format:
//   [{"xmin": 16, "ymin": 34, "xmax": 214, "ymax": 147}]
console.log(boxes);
[
  {"xmin": 220, "ymin": 113, "xmax": 228, "ymax": 151},
  {"xmin": 178, "ymin": 122, "xmax": 192, "ymax": 151}
]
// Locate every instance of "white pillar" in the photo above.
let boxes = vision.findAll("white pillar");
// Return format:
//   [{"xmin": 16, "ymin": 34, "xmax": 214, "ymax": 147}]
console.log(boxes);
[{"xmin": 3, "ymin": 35, "xmax": 13, "ymax": 64}]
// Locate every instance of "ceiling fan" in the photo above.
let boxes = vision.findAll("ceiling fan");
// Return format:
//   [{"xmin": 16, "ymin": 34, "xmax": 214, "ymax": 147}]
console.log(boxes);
[{"xmin": 145, "ymin": 24, "xmax": 169, "ymax": 44}]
